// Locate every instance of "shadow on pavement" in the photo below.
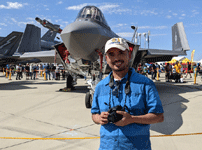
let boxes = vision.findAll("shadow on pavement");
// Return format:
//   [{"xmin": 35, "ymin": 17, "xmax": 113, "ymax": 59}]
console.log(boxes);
[
  {"xmin": 56, "ymin": 85, "xmax": 89, "ymax": 94},
  {"xmin": 150, "ymin": 82, "xmax": 201, "ymax": 135},
  {"xmin": 0, "ymin": 80, "xmax": 64, "ymax": 90}
]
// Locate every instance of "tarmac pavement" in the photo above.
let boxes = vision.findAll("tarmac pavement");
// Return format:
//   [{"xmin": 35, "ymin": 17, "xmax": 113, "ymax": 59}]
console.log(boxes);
[{"xmin": 0, "ymin": 72, "xmax": 202, "ymax": 150}]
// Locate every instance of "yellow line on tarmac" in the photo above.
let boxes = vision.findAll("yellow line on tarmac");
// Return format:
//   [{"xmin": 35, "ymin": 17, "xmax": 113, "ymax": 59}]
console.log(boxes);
[
  {"xmin": 0, "ymin": 132, "xmax": 202, "ymax": 140},
  {"xmin": 0, "ymin": 137, "xmax": 100, "ymax": 140},
  {"xmin": 151, "ymin": 132, "xmax": 202, "ymax": 137}
]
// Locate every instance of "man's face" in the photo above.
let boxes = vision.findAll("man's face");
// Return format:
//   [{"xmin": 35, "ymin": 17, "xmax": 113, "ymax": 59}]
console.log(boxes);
[{"xmin": 105, "ymin": 48, "xmax": 131, "ymax": 72}]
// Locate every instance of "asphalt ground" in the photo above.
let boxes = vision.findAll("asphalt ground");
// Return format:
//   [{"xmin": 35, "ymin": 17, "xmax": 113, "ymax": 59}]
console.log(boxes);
[{"xmin": 0, "ymin": 72, "xmax": 202, "ymax": 150}]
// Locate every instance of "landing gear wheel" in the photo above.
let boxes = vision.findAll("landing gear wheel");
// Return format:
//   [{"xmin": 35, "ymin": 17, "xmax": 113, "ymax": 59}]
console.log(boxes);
[{"xmin": 85, "ymin": 92, "xmax": 92, "ymax": 108}]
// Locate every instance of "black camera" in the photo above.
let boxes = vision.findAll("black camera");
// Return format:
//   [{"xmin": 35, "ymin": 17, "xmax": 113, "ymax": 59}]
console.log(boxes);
[{"xmin": 107, "ymin": 105, "xmax": 123, "ymax": 123}]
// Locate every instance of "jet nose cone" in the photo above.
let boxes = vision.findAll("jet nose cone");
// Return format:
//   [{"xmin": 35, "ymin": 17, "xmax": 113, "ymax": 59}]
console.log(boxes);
[{"xmin": 60, "ymin": 21, "xmax": 111, "ymax": 61}]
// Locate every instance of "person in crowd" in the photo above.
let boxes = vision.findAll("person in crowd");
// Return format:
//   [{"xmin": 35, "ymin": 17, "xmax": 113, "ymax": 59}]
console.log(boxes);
[
  {"xmin": 165, "ymin": 63, "xmax": 172, "ymax": 82},
  {"xmin": 45, "ymin": 63, "xmax": 51, "ymax": 80},
  {"xmin": 185, "ymin": 62, "xmax": 192, "ymax": 78},
  {"xmin": 174, "ymin": 61, "xmax": 182, "ymax": 83},
  {"xmin": 55, "ymin": 64, "xmax": 60, "ymax": 80},
  {"xmin": 197, "ymin": 62, "xmax": 201, "ymax": 75},
  {"xmin": 16, "ymin": 64, "xmax": 21, "ymax": 80},
  {"xmin": 142, "ymin": 64, "xmax": 148, "ymax": 77},
  {"xmin": 29, "ymin": 64, "xmax": 33, "ymax": 80},
  {"xmin": 62, "ymin": 68, "xmax": 66, "ymax": 80},
  {"xmin": 137, "ymin": 63, "xmax": 142, "ymax": 74},
  {"xmin": 32, "ymin": 64, "xmax": 37, "ymax": 80},
  {"xmin": 50, "ymin": 64, "xmax": 56, "ymax": 80},
  {"xmin": 25, "ymin": 63, "xmax": 30, "ymax": 80},
  {"xmin": 151, "ymin": 62, "xmax": 156, "ymax": 80}
]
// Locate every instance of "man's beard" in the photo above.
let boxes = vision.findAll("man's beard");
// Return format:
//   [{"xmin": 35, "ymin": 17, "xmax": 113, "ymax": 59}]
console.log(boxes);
[{"xmin": 111, "ymin": 61, "xmax": 129, "ymax": 72}]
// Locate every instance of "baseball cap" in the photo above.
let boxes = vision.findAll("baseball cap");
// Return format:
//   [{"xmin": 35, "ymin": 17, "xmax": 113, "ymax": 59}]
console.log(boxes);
[{"xmin": 105, "ymin": 38, "xmax": 129, "ymax": 53}]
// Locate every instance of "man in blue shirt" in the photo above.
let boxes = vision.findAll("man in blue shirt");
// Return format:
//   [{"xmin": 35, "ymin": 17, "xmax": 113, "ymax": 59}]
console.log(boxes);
[{"xmin": 91, "ymin": 38, "xmax": 164, "ymax": 150}]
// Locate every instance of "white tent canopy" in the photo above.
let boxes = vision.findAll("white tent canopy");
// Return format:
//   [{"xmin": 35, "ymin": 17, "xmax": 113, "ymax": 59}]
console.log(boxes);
[{"xmin": 172, "ymin": 56, "xmax": 186, "ymax": 61}]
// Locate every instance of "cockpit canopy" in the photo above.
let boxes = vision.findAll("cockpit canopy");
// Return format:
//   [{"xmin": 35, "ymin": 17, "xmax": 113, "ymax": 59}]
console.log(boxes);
[{"xmin": 76, "ymin": 6, "xmax": 109, "ymax": 27}]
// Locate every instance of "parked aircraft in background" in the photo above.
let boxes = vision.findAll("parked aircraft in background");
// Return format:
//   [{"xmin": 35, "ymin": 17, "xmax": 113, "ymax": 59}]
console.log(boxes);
[
  {"xmin": 36, "ymin": 5, "xmax": 190, "ymax": 107},
  {"xmin": 0, "ymin": 23, "xmax": 61, "ymax": 66},
  {"xmin": 55, "ymin": 6, "xmax": 190, "ymax": 73}
]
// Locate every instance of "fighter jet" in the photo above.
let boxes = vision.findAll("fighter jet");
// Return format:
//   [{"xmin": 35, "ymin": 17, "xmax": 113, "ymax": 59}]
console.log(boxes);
[
  {"xmin": 0, "ymin": 23, "xmax": 61, "ymax": 66},
  {"xmin": 55, "ymin": 6, "xmax": 189, "ymax": 74},
  {"xmin": 51, "ymin": 5, "xmax": 190, "ymax": 107}
]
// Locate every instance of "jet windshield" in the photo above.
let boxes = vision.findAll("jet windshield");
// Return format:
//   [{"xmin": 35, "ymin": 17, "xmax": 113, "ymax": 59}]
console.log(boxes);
[{"xmin": 76, "ymin": 6, "xmax": 109, "ymax": 27}]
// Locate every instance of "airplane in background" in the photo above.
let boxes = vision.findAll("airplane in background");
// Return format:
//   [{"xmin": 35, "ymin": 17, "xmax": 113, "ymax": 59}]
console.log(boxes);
[
  {"xmin": 54, "ymin": 6, "xmax": 190, "ymax": 74},
  {"xmin": 34, "ymin": 5, "xmax": 190, "ymax": 107},
  {"xmin": 35, "ymin": 6, "xmax": 190, "ymax": 77},
  {"xmin": 0, "ymin": 23, "xmax": 61, "ymax": 66}
]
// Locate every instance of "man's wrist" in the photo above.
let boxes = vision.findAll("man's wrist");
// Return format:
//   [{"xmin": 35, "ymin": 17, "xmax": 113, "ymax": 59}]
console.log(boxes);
[
  {"xmin": 92, "ymin": 113, "xmax": 101, "ymax": 124},
  {"xmin": 129, "ymin": 115, "xmax": 136, "ymax": 124}
]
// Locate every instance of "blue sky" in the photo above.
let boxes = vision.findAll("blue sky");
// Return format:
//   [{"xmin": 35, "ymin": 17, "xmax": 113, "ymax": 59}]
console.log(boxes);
[{"xmin": 0, "ymin": 0, "xmax": 202, "ymax": 61}]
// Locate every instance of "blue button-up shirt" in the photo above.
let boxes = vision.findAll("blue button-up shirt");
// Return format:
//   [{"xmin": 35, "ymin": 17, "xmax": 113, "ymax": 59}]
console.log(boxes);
[{"xmin": 91, "ymin": 68, "xmax": 164, "ymax": 150}]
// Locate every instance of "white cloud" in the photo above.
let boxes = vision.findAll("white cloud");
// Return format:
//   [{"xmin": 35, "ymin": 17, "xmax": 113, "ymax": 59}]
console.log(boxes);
[
  {"xmin": 54, "ymin": 19, "xmax": 68, "ymax": 27},
  {"xmin": 139, "ymin": 26, "xmax": 167, "ymax": 29},
  {"xmin": 0, "ymin": 28, "xmax": 1, "ymax": 30},
  {"xmin": 172, "ymin": 13, "xmax": 178, "ymax": 16},
  {"xmin": 11, "ymin": 18, "xmax": 17, "ymax": 23},
  {"xmin": 46, "ymin": 8, "xmax": 49, "ymax": 10},
  {"xmin": 150, "ymin": 34, "xmax": 167, "ymax": 36},
  {"xmin": 0, "ymin": 23, "xmax": 7, "ymax": 26},
  {"xmin": 117, "ymin": 32, "xmax": 133, "ymax": 38},
  {"xmin": 99, "ymin": 4, "xmax": 119, "ymax": 11},
  {"xmin": 140, "ymin": 9, "xmax": 158, "ymax": 16},
  {"xmin": 66, "ymin": 3, "xmax": 89, "ymax": 10},
  {"xmin": 166, "ymin": 15, "xmax": 172, "ymax": 19},
  {"xmin": 194, "ymin": 32, "xmax": 202, "ymax": 34},
  {"xmin": 26, "ymin": 17, "xmax": 35, "ymax": 21},
  {"xmin": 191, "ymin": 9, "xmax": 199, "ymax": 17},
  {"xmin": 57, "ymin": 1, "xmax": 63, "ymax": 5},
  {"xmin": 0, "ymin": 2, "xmax": 28, "ymax": 9},
  {"xmin": 10, "ymin": 18, "xmax": 34, "ymax": 27},
  {"xmin": 181, "ymin": 14, "xmax": 186, "ymax": 16},
  {"xmin": 113, "ymin": 23, "xmax": 127, "ymax": 28},
  {"xmin": 55, "ymin": 19, "xmax": 62, "ymax": 23},
  {"xmin": 66, "ymin": 3, "xmax": 131, "ymax": 14}
]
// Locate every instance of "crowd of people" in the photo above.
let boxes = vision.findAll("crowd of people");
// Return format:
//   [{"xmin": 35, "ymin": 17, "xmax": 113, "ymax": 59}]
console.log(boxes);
[
  {"xmin": 1, "ymin": 63, "xmax": 67, "ymax": 81},
  {"xmin": 136, "ymin": 61, "xmax": 201, "ymax": 83}
]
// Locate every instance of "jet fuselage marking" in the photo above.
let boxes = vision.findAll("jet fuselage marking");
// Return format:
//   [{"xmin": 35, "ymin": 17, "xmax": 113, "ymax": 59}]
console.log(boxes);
[{"xmin": 0, "ymin": 36, "xmax": 16, "ymax": 49}]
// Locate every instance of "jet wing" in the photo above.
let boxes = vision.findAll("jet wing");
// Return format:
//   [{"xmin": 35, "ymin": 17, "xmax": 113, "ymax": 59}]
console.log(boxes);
[{"xmin": 141, "ymin": 48, "xmax": 186, "ymax": 61}]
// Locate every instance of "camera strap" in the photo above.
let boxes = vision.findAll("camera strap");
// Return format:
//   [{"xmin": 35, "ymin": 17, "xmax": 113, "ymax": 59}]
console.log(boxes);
[{"xmin": 107, "ymin": 68, "xmax": 132, "ymax": 111}]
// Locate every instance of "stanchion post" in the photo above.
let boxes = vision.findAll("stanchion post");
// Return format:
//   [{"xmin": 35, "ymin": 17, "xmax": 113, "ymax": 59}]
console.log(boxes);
[
  {"xmin": 156, "ymin": 68, "xmax": 160, "ymax": 81},
  {"xmin": 3, "ymin": 68, "xmax": 4, "ymax": 75},
  {"xmin": 44, "ymin": 69, "xmax": 46, "ymax": 80},
  {"xmin": 194, "ymin": 67, "xmax": 197, "ymax": 84},
  {"xmin": 8, "ymin": 68, "xmax": 12, "ymax": 80},
  {"xmin": 6, "ymin": 69, "xmax": 8, "ymax": 78}
]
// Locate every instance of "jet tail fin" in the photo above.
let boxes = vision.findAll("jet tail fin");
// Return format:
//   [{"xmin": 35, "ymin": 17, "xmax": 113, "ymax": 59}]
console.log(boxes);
[
  {"xmin": 17, "ymin": 24, "xmax": 41, "ymax": 53},
  {"xmin": 172, "ymin": 22, "xmax": 190, "ymax": 51},
  {"xmin": 41, "ymin": 24, "xmax": 60, "ymax": 42},
  {"xmin": 0, "ymin": 31, "xmax": 23, "ymax": 56}
]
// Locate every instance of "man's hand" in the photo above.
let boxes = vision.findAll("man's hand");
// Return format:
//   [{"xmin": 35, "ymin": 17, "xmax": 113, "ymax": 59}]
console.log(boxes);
[
  {"xmin": 99, "ymin": 112, "xmax": 109, "ymax": 125},
  {"xmin": 92, "ymin": 112, "xmax": 109, "ymax": 125},
  {"xmin": 114, "ymin": 111, "xmax": 133, "ymax": 126}
]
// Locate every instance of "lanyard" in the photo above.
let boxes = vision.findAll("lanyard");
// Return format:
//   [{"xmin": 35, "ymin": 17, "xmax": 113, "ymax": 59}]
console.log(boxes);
[{"xmin": 107, "ymin": 69, "xmax": 132, "ymax": 112}]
